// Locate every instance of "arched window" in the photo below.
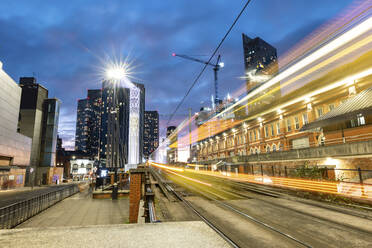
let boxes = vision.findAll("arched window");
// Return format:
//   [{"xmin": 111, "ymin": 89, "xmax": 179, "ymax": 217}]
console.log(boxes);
[
  {"xmin": 266, "ymin": 146, "xmax": 270, "ymax": 153},
  {"xmin": 272, "ymin": 144, "xmax": 277, "ymax": 152}
]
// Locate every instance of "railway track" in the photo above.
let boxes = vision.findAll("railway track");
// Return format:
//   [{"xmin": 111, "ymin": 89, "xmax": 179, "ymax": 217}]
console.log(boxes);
[{"xmin": 150, "ymin": 167, "xmax": 313, "ymax": 248}]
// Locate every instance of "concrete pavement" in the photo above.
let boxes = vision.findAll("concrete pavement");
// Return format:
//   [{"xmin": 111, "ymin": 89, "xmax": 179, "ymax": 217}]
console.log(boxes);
[
  {"xmin": 1, "ymin": 222, "xmax": 229, "ymax": 248},
  {"xmin": 16, "ymin": 188, "xmax": 129, "ymax": 228}
]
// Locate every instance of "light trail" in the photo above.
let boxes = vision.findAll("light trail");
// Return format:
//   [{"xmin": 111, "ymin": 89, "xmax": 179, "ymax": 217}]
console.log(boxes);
[
  {"xmin": 148, "ymin": 161, "xmax": 184, "ymax": 172},
  {"xmin": 166, "ymin": 170, "xmax": 212, "ymax": 187},
  {"xmin": 188, "ymin": 169, "xmax": 372, "ymax": 200},
  {"xmin": 213, "ymin": 14, "xmax": 372, "ymax": 120}
]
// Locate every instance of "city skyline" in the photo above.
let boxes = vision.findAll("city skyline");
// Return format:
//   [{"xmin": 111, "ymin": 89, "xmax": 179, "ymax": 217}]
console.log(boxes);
[{"xmin": 0, "ymin": 0, "xmax": 354, "ymax": 149}]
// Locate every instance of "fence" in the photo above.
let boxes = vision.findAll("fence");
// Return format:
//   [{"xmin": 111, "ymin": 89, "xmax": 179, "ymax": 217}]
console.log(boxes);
[
  {"xmin": 0, "ymin": 184, "xmax": 79, "ymax": 229},
  {"xmin": 236, "ymin": 164, "xmax": 372, "ymax": 185}
]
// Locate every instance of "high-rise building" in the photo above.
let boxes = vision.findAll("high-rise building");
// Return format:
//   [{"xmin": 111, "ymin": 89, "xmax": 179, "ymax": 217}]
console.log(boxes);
[
  {"xmin": 19, "ymin": 77, "xmax": 48, "ymax": 167},
  {"xmin": 39, "ymin": 98, "xmax": 60, "ymax": 167},
  {"xmin": 0, "ymin": 62, "xmax": 31, "ymax": 188},
  {"xmin": 87, "ymin": 90, "xmax": 101, "ymax": 157},
  {"xmin": 242, "ymin": 33, "xmax": 278, "ymax": 92},
  {"xmin": 18, "ymin": 77, "xmax": 63, "ymax": 185},
  {"xmin": 100, "ymin": 81, "xmax": 130, "ymax": 169},
  {"xmin": 143, "ymin": 111, "xmax": 159, "ymax": 159},
  {"xmin": 75, "ymin": 90, "xmax": 102, "ymax": 159},
  {"xmin": 75, "ymin": 98, "xmax": 89, "ymax": 153},
  {"xmin": 127, "ymin": 82, "xmax": 145, "ymax": 167},
  {"xmin": 166, "ymin": 126, "xmax": 176, "ymax": 137}
]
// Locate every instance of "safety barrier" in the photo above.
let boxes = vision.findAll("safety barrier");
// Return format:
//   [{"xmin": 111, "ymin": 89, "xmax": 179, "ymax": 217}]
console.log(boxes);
[{"xmin": 0, "ymin": 184, "xmax": 79, "ymax": 229}]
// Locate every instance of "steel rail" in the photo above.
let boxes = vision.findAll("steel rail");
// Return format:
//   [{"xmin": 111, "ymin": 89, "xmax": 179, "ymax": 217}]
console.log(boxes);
[
  {"xmin": 167, "ymin": 184, "xmax": 240, "ymax": 248},
  {"xmin": 157, "ymin": 168, "xmax": 314, "ymax": 248}
]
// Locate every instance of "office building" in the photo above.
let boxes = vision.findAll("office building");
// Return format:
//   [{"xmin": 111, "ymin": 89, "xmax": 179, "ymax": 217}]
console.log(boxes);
[
  {"xmin": 18, "ymin": 77, "xmax": 63, "ymax": 185},
  {"xmin": 75, "ymin": 89, "xmax": 102, "ymax": 158},
  {"xmin": 87, "ymin": 90, "xmax": 101, "ymax": 157},
  {"xmin": 127, "ymin": 83, "xmax": 145, "ymax": 168},
  {"xmin": 143, "ymin": 111, "xmax": 159, "ymax": 159},
  {"xmin": 100, "ymin": 80, "xmax": 130, "ymax": 169},
  {"xmin": 242, "ymin": 33, "xmax": 278, "ymax": 92},
  {"xmin": 75, "ymin": 99, "xmax": 89, "ymax": 153},
  {"xmin": 0, "ymin": 62, "xmax": 32, "ymax": 189}
]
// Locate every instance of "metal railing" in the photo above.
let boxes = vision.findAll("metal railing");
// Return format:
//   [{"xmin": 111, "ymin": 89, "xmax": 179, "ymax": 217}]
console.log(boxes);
[
  {"xmin": 0, "ymin": 184, "xmax": 79, "ymax": 229},
  {"xmin": 224, "ymin": 164, "xmax": 372, "ymax": 185}
]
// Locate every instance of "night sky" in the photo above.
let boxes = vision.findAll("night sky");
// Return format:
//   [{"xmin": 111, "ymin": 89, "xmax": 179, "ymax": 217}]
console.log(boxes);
[{"xmin": 0, "ymin": 0, "xmax": 354, "ymax": 149}]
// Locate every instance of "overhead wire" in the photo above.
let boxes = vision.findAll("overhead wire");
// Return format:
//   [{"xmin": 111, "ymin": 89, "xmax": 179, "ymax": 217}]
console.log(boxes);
[{"xmin": 166, "ymin": 0, "xmax": 253, "ymax": 126}]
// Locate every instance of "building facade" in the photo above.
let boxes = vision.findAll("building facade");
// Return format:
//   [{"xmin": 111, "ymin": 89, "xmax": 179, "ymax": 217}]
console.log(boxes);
[
  {"xmin": 143, "ymin": 111, "xmax": 159, "ymax": 159},
  {"xmin": 0, "ymin": 62, "xmax": 32, "ymax": 189},
  {"xmin": 194, "ymin": 46, "xmax": 372, "ymax": 184},
  {"xmin": 242, "ymin": 34, "xmax": 278, "ymax": 92},
  {"xmin": 18, "ymin": 77, "xmax": 62, "ymax": 185},
  {"xmin": 127, "ymin": 83, "xmax": 145, "ymax": 167},
  {"xmin": 101, "ymin": 80, "xmax": 130, "ymax": 169},
  {"xmin": 75, "ymin": 99, "xmax": 89, "ymax": 153},
  {"xmin": 75, "ymin": 89, "xmax": 102, "ymax": 158}
]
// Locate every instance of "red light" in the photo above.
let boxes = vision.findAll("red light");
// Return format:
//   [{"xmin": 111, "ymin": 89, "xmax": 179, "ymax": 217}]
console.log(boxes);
[{"xmin": 172, "ymin": 53, "xmax": 176, "ymax": 57}]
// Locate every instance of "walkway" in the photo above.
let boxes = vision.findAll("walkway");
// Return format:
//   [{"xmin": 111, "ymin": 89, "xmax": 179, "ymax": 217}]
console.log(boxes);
[{"xmin": 16, "ymin": 189, "xmax": 129, "ymax": 228}]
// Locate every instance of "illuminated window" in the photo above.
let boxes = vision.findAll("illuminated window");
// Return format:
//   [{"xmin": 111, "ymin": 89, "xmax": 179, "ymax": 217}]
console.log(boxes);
[
  {"xmin": 276, "ymin": 122, "xmax": 280, "ymax": 134},
  {"xmin": 294, "ymin": 116, "xmax": 300, "ymax": 129},
  {"xmin": 264, "ymin": 126, "xmax": 269, "ymax": 137},
  {"xmin": 287, "ymin": 119, "xmax": 292, "ymax": 132},
  {"xmin": 349, "ymin": 86, "xmax": 356, "ymax": 95},
  {"xmin": 302, "ymin": 113, "xmax": 309, "ymax": 125},
  {"xmin": 351, "ymin": 113, "xmax": 365, "ymax": 127},
  {"xmin": 317, "ymin": 108, "xmax": 323, "ymax": 117}
]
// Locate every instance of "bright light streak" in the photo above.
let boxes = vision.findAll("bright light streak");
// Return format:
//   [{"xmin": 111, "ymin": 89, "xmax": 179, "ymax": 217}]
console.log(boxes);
[
  {"xmin": 187, "ymin": 163, "xmax": 206, "ymax": 167},
  {"xmin": 188, "ymin": 169, "xmax": 371, "ymax": 200},
  {"xmin": 214, "ymin": 15, "xmax": 372, "ymax": 119},
  {"xmin": 149, "ymin": 161, "xmax": 184, "ymax": 172},
  {"xmin": 166, "ymin": 170, "xmax": 212, "ymax": 187}
]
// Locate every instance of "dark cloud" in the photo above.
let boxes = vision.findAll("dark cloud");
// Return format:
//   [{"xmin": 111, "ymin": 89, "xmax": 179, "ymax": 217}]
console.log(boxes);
[{"xmin": 0, "ymin": 0, "xmax": 353, "ymax": 149}]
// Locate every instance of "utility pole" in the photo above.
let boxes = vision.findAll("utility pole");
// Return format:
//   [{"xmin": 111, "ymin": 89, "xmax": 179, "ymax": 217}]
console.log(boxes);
[{"xmin": 189, "ymin": 108, "xmax": 192, "ymax": 161}]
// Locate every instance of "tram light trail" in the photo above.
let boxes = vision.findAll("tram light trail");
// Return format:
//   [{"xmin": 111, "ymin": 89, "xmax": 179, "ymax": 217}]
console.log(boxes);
[
  {"xmin": 151, "ymin": 162, "xmax": 371, "ymax": 201},
  {"xmin": 148, "ymin": 161, "xmax": 184, "ymax": 172}
]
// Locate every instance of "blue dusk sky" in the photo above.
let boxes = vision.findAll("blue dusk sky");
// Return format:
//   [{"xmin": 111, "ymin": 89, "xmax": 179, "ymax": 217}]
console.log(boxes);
[{"xmin": 0, "ymin": 0, "xmax": 355, "ymax": 149}]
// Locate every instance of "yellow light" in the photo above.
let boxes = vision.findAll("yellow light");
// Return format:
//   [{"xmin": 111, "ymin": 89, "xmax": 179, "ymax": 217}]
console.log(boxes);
[
  {"xmin": 167, "ymin": 170, "xmax": 212, "ymax": 187},
  {"xmin": 149, "ymin": 161, "xmax": 184, "ymax": 172}
]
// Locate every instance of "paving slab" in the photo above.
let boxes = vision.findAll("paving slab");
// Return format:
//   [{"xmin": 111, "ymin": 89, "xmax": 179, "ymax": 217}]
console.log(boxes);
[
  {"xmin": 0, "ymin": 221, "xmax": 229, "ymax": 248},
  {"xmin": 16, "ymin": 189, "xmax": 129, "ymax": 228}
]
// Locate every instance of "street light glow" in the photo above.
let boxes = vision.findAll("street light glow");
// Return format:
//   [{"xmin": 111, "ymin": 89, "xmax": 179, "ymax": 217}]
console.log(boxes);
[{"xmin": 106, "ymin": 67, "xmax": 126, "ymax": 80}]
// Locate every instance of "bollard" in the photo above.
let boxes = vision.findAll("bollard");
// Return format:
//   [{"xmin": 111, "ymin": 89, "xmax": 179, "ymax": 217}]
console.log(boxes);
[
  {"xmin": 260, "ymin": 164, "xmax": 263, "ymax": 177},
  {"xmin": 112, "ymin": 183, "xmax": 118, "ymax": 200},
  {"xmin": 358, "ymin": 167, "xmax": 363, "ymax": 184}
]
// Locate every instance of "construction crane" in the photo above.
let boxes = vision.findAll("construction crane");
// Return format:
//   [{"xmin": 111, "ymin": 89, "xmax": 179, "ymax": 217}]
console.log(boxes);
[{"xmin": 172, "ymin": 53, "xmax": 224, "ymax": 108}]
